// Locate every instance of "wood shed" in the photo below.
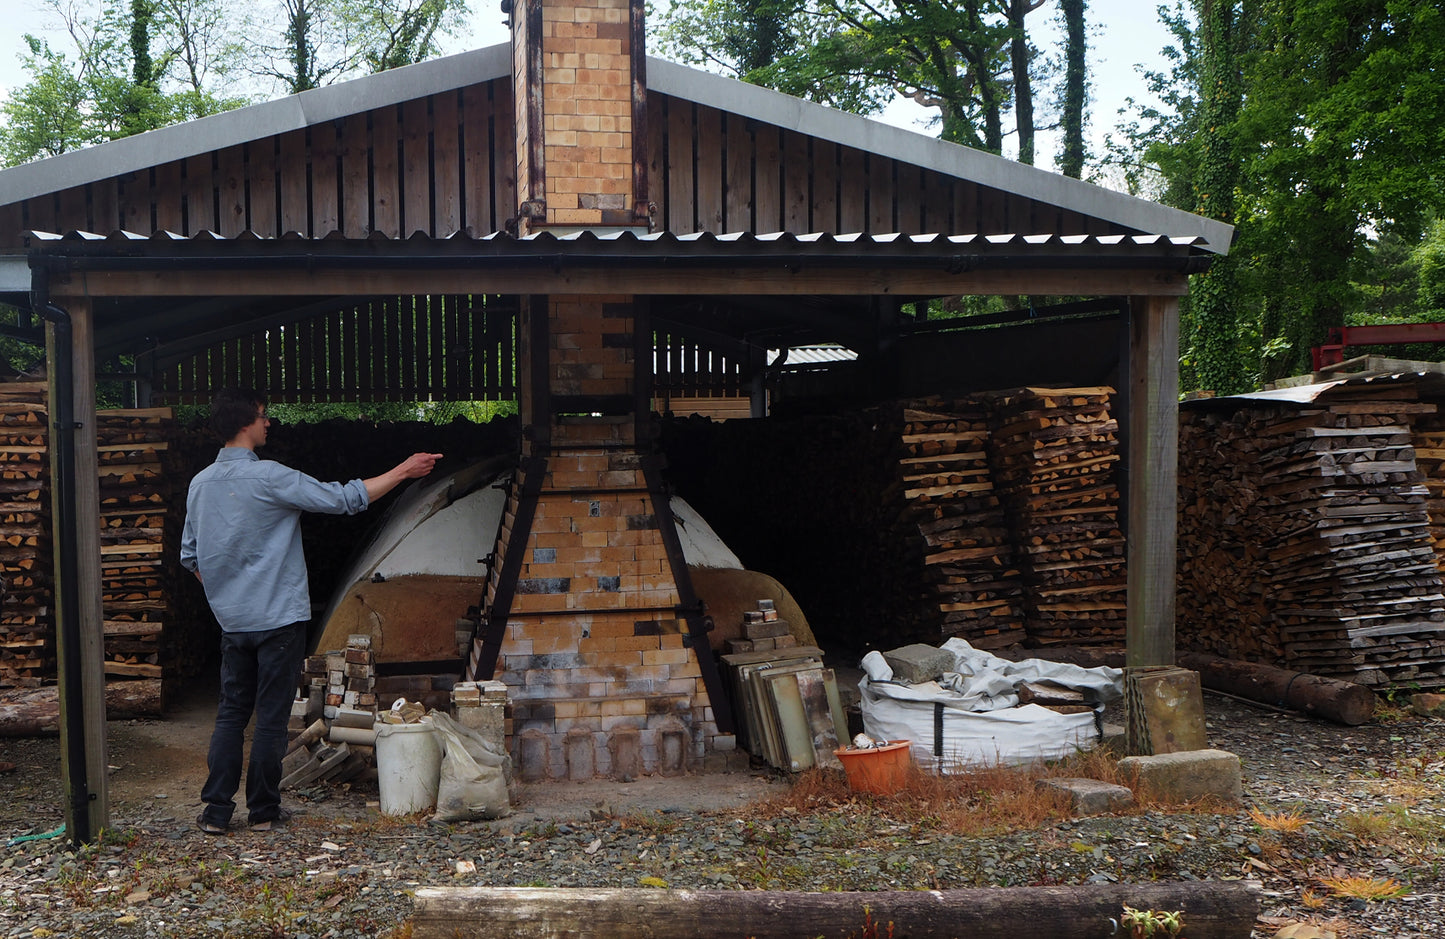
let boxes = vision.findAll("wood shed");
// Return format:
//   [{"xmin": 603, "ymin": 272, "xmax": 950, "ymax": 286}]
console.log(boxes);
[{"xmin": 0, "ymin": 0, "xmax": 1230, "ymax": 838}]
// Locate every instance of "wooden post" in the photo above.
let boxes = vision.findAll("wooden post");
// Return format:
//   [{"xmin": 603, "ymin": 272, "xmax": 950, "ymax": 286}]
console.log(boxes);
[
  {"xmin": 48, "ymin": 292, "xmax": 111, "ymax": 842},
  {"xmin": 1125, "ymin": 295, "xmax": 1179, "ymax": 669}
]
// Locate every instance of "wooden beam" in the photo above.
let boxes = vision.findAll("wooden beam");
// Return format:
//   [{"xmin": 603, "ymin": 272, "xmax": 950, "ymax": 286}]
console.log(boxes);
[
  {"xmin": 48, "ymin": 295, "xmax": 111, "ymax": 842},
  {"xmin": 57, "ymin": 268, "xmax": 1191, "ymax": 300},
  {"xmin": 1125, "ymin": 294, "xmax": 1179, "ymax": 668},
  {"xmin": 411, "ymin": 884, "xmax": 1261, "ymax": 939}
]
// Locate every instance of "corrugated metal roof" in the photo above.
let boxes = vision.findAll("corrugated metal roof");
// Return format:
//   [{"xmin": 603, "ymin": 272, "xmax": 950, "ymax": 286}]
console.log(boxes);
[
  {"xmin": 0, "ymin": 45, "xmax": 1234, "ymax": 254},
  {"xmin": 1181, "ymin": 370, "xmax": 1445, "ymax": 409},
  {"xmin": 24, "ymin": 228, "xmax": 1214, "ymax": 270}
]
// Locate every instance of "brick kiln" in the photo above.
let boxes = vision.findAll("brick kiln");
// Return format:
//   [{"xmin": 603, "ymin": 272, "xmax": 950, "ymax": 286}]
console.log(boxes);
[{"xmin": 464, "ymin": 0, "xmax": 736, "ymax": 781}]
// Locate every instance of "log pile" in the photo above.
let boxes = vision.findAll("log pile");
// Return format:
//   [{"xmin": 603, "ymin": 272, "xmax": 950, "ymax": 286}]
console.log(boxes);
[
  {"xmin": 0, "ymin": 382, "xmax": 51, "ymax": 681},
  {"xmin": 985, "ymin": 387, "xmax": 1125, "ymax": 646},
  {"xmin": 894, "ymin": 398, "xmax": 1024, "ymax": 649},
  {"xmin": 1178, "ymin": 393, "xmax": 1445, "ymax": 689},
  {"xmin": 97, "ymin": 408, "xmax": 178, "ymax": 695}
]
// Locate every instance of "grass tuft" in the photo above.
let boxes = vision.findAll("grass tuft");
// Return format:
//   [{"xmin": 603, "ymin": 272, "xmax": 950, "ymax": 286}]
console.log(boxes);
[
  {"xmin": 1249, "ymin": 807, "xmax": 1310, "ymax": 834},
  {"xmin": 1318, "ymin": 875, "xmax": 1409, "ymax": 901}
]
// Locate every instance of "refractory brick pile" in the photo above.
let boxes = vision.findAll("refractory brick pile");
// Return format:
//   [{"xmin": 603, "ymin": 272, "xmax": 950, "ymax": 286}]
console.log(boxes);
[{"xmin": 1177, "ymin": 391, "xmax": 1445, "ymax": 689}]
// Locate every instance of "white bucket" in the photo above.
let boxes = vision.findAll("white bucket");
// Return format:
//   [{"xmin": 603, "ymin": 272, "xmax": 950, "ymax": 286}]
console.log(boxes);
[{"xmin": 374, "ymin": 721, "xmax": 442, "ymax": 815}]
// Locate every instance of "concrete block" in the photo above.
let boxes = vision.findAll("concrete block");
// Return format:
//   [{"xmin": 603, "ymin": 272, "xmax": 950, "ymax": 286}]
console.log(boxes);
[
  {"xmin": 882, "ymin": 643, "xmax": 956, "ymax": 685},
  {"xmin": 1037, "ymin": 777, "xmax": 1135, "ymax": 815},
  {"xmin": 1118, "ymin": 748, "xmax": 1242, "ymax": 804}
]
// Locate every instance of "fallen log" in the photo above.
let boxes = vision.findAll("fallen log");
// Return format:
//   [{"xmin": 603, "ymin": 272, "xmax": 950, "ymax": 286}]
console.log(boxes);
[
  {"xmin": 0, "ymin": 679, "xmax": 164, "ymax": 735},
  {"xmin": 412, "ymin": 883, "xmax": 1261, "ymax": 939},
  {"xmin": 1178, "ymin": 652, "xmax": 1376, "ymax": 726}
]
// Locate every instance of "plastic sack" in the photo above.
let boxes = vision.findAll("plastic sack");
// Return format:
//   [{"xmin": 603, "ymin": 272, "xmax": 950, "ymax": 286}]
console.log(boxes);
[{"xmin": 427, "ymin": 710, "xmax": 512, "ymax": 822}]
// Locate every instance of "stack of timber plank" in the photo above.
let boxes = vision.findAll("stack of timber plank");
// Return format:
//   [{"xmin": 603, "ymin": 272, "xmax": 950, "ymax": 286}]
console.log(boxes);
[
  {"xmin": 984, "ymin": 387, "xmax": 1125, "ymax": 646},
  {"xmin": 96, "ymin": 408, "xmax": 178, "ymax": 703},
  {"xmin": 0, "ymin": 382, "xmax": 51, "ymax": 681},
  {"xmin": 894, "ymin": 397, "xmax": 1025, "ymax": 649},
  {"xmin": 1178, "ymin": 392, "xmax": 1445, "ymax": 689}
]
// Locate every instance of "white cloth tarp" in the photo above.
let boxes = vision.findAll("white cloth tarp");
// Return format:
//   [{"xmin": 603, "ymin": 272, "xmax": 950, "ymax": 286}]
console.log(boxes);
[{"xmin": 858, "ymin": 638, "xmax": 1124, "ymax": 769}]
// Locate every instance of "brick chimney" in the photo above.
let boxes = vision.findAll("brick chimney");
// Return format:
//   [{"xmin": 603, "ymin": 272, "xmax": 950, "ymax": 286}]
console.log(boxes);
[
  {"xmin": 469, "ymin": 0, "xmax": 733, "ymax": 781},
  {"xmin": 511, "ymin": 0, "xmax": 651, "ymax": 233}
]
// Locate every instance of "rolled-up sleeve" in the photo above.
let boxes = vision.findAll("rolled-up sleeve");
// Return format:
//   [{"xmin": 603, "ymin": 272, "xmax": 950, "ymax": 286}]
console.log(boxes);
[{"xmin": 267, "ymin": 465, "xmax": 370, "ymax": 515}]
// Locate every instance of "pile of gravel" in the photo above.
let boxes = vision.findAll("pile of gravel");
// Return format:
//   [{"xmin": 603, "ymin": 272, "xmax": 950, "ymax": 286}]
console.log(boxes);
[{"xmin": 2, "ymin": 693, "xmax": 1441, "ymax": 939}]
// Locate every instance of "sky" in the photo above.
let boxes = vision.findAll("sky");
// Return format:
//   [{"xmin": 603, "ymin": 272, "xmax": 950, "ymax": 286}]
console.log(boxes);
[{"xmin": 0, "ymin": 0, "xmax": 1178, "ymax": 177}]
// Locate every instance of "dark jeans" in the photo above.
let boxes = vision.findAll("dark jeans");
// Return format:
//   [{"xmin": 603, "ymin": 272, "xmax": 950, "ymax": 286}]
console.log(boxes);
[{"xmin": 199, "ymin": 621, "xmax": 306, "ymax": 827}]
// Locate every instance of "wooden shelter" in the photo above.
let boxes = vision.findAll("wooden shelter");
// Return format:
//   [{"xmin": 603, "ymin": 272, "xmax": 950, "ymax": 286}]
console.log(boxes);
[{"xmin": 0, "ymin": 0, "xmax": 1230, "ymax": 841}]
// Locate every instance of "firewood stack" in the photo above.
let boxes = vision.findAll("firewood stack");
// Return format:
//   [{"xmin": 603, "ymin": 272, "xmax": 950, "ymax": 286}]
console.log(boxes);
[
  {"xmin": 984, "ymin": 387, "xmax": 1125, "ymax": 646},
  {"xmin": 96, "ymin": 408, "xmax": 178, "ymax": 700},
  {"xmin": 0, "ymin": 382, "xmax": 51, "ymax": 682},
  {"xmin": 894, "ymin": 398, "xmax": 1025, "ymax": 649},
  {"xmin": 1409, "ymin": 411, "xmax": 1445, "ymax": 572},
  {"xmin": 1178, "ymin": 393, "xmax": 1445, "ymax": 689}
]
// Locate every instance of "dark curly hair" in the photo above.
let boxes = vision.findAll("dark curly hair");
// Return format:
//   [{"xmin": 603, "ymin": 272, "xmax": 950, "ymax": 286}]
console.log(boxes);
[{"xmin": 210, "ymin": 388, "xmax": 267, "ymax": 442}]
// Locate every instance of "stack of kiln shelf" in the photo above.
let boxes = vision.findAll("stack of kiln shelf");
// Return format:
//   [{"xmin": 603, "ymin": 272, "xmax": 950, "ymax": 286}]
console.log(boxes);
[
  {"xmin": 721, "ymin": 628, "xmax": 847, "ymax": 773},
  {"xmin": 0, "ymin": 382, "xmax": 50, "ymax": 681},
  {"xmin": 986, "ymin": 387, "xmax": 1125, "ymax": 646},
  {"xmin": 897, "ymin": 398, "xmax": 1024, "ymax": 649}
]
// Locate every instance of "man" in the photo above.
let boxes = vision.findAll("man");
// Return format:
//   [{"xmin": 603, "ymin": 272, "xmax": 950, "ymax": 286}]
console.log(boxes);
[{"xmin": 181, "ymin": 388, "xmax": 441, "ymax": 834}]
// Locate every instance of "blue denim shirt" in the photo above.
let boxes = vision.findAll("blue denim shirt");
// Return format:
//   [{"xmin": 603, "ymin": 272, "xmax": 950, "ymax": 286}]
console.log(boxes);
[{"xmin": 180, "ymin": 448, "xmax": 370, "ymax": 632}]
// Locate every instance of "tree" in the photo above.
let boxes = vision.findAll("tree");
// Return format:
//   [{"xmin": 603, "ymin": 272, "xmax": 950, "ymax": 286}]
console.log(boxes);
[
  {"xmin": 242, "ymin": 0, "xmax": 468, "ymax": 95},
  {"xmin": 0, "ymin": 0, "xmax": 247, "ymax": 166},
  {"xmin": 1054, "ymin": 0, "xmax": 1086, "ymax": 178},
  {"xmin": 1186, "ymin": 0, "xmax": 1246, "ymax": 394},
  {"xmin": 657, "ymin": 0, "xmax": 1055, "ymax": 156}
]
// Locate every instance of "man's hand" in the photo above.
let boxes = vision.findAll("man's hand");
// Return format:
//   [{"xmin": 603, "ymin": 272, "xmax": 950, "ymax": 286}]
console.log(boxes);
[
  {"xmin": 397, "ymin": 452, "xmax": 443, "ymax": 479},
  {"xmin": 364, "ymin": 452, "xmax": 444, "ymax": 502}
]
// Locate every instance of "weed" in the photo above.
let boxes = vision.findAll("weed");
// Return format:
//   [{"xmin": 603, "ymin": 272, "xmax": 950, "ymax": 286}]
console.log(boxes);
[
  {"xmin": 1318, "ymin": 875, "xmax": 1409, "ymax": 901},
  {"xmin": 1249, "ymin": 808, "xmax": 1310, "ymax": 834},
  {"xmin": 1119, "ymin": 905, "xmax": 1184, "ymax": 938},
  {"xmin": 1298, "ymin": 887, "xmax": 1327, "ymax": 910}
]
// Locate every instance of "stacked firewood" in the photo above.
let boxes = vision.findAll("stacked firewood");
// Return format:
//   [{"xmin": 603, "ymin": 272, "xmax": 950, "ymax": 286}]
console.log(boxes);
[
  {"xmin": 984, "ymin": 387, "xmax": 1125, "ymax": 646},
  {"xmin": 1178, "ymin": 392, "xmax": 1445, "ymax": 688},
  {"xmin": 96, "ymin": 408, "xmax": 178, "ymax": 699},
  {"xmin": 0, "ymin": 382, "xmax": 51, "ymax": 681},
  {"xmin": 894, "ymin": 398, "xmax": 1025, "ymax": 649},
  {"xmin": 1410, "ymin": 411, "xmax": 1445, "ymax": 572}
]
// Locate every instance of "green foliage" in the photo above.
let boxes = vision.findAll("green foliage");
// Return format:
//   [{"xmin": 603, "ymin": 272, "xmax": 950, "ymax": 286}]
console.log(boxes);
[
  {"xmin": 657, "ymin": 0, "xmax": 1058, "ymax": 156},
  {"xmin": 239, "ymin": 0, "xmax": 469, "ymax": 95},
  {"xmin": 1112, "ymin": 0, "xmax": 1445, "ymax": 392},
  {"xmin": 0, "ymin": 0, "xmax": 249, "ymax": 167}
]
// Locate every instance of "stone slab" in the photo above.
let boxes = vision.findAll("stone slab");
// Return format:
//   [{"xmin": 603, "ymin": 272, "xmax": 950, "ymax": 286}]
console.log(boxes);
[
  {"xmin": 1118, "ymin": 748, "xmax": 1242, "ymax": 804},
  {"xmin": 1037, "ymin": 777, "xmax": 1135, "ymax": 815},
  {"xmin": 882, "ymin": 644, "xmax": 956, "ymax": 684}
]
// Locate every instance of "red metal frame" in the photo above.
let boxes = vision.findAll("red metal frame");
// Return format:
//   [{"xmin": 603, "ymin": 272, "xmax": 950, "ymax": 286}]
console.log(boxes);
[{"xmin": 1311, "ymin": 323, "xmax": 1445, "ymax": 371}]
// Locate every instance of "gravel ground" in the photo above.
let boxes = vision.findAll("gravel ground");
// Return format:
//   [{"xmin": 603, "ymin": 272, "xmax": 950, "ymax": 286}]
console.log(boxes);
[{"xmin": 1, "ymin": 690, "xmax": 1442, "ymax": 939}]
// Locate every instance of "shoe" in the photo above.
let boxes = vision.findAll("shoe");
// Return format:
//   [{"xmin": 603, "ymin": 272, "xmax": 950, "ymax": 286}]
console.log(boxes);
[
  {"xmin": 196, "ymin": 813, "xmax": 227, "ymax": 835},
  {"xmin": 248, "ymin": 807, "xmax": 292, "ymax": 831}
]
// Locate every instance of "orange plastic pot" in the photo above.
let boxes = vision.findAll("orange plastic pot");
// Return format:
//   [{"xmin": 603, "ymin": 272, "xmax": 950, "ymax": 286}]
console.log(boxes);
[{"xmin": 834, "ymin": 740, "xmax": 912, "ymax": 795}]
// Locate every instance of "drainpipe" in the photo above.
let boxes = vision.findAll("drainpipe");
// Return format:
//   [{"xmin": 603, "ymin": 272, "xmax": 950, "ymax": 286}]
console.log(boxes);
[{"xmin": 31, "ymin": 269, "xmax": 93, "ymax": 845}]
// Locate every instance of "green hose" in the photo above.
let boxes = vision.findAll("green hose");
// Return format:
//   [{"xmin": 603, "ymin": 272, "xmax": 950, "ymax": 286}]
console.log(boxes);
[{"xmin": 6, "ymin": 825, "xmax": 65, "ymax": 847}]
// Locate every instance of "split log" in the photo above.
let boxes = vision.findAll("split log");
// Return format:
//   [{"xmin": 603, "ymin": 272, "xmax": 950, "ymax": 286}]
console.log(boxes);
[
  {"xmin": 412, "ymin": 883, "xmax": 1260, "ymax": 939},
  {"xmin": 1178, "ymin": 652, "xmax": 1376, "ymax": 726}
]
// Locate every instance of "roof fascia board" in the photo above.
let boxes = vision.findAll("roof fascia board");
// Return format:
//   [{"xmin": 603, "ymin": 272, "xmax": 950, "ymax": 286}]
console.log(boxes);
[
  {"xmin": 0, "ymin": 255, "xmax": 31, "ymax": 294},
  {"xmin": 0, "ymin": 44, "xmax": 512, "ymax": 209},
  {"xmin": 648, "ymin": 57, "xmax": 1234, "ymax": 255}
]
